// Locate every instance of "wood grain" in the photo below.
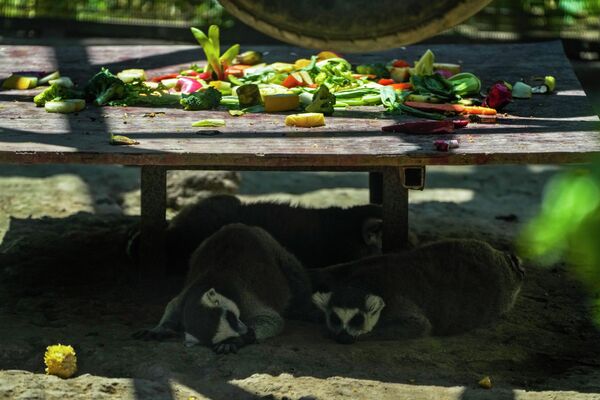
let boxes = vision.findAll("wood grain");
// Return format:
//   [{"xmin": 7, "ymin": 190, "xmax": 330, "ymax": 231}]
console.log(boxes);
[{"xmin": 0, "ymin": 41, "xmax": 598, "ymax": 168}]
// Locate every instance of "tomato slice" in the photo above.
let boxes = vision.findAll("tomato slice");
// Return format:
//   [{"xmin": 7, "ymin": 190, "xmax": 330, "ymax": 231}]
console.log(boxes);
[
  {"xmin": 392, "ymin": 59, "xmax": 410, "ymax": 68},
  {"xmin": 282, "ymin": 74, "xmax": 304, "ymax": 88}
]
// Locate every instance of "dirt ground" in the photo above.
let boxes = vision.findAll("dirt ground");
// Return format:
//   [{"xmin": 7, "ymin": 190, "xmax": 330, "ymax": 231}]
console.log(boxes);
[{"xmin": 0, "ymin": 163, "xmax": 599, "ymax": 400}]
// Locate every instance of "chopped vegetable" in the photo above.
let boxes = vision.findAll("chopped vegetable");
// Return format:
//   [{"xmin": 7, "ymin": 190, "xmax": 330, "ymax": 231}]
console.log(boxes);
[
  {"xmin": 382, "ymin": 120, "xmax": 454, "ymax": 134},
  {"xmin": 285, "ymin": 113, "xmax": 325, "ymax": 127},
  {"xmin": 85, "ymin": 68, "xmax": 126, "ymax": 106},
  {"xmin": 33, "ymin": 83, "xmax": 84, "ymax": 107},
  {"xmin": 117, "ymin": 69, "xmax": 146, "ymax": 83},
  {"xmin": 453, "ymin": 119, "xmax": 469, "ymax": 128},
  {"xmin": 434, "ymin": 139, "xmax": 460, "ymax": 151},
  {"xmin": 190, "ymin": 25, "xmax": 240, "ymax": 80},
  {"xmin": 180, "ymin": 87, "xmax": 222, "ymax": 110},
  {"xmin": 356, "ymin": 63, "xmax": 389, "ymax": 79},
  {"xmin": 235, "ymin": 50, "xmax": 262, "ymax": 65},
  {"xmin": 305, "ymin": 85, "xmax": 336, "ymax": 115},
  {"xmin": 390, "ymin": 83, "xmax": 413, "ymax": 91},
  {"xmin": 48, "ymin": 77, "xmax": 74, "ymax": 88},
  {"xmin": 545, "ymin": 76, "xmax": 556, "ymax": 92},
  {"xmin": 317, "ymin": 51, "xmax": 340, "ymax": 61},
  {"xmin": 44, "ymin": 344, "xmax": 77, "ymax": 379},
  {"xmin": 447, "ymin": 72, "xmax": 481, "ymax": 96},
  {"xmin": 390, "ymin": 67, "xmax": 410, "ymax": 83},
  {"xmin": 410, "ymin": 74, "xmax": 456, "ymax": 101},
  {"xmin": 294, "ymin": 59, "xmax": 312, "ymax": 69},
  {"xmin": 38, "ymin": 71, "xmax": 60, "ymax": 85},
  {"xmin": 483, "ymin": 81, "xmax": 512, "ymax": 110},
  {"xmin": 404, "ymin": 101, "xmax": 465, "ymax": 114},
  {"xmin": 228, "ymin": 109, "xmax": 245, "ymax": 116},
  {"xmin": 263, "ymin": 93, "xmax": 300, "ymax": 112},
  {"xmin": 282, "ymin": 74, "xmax": 304, "ymax": 89},
  {"xmin": 392, "ymin": 59, "xmax": 410, "ymax": 68},
  {"xmin": 463, "ymin": 105, "xmax": 497, "ymax": 115},
  {"xmin": 378, "ymin": 78, "xmax": 395, "ymax": 86},
  {"xmin": 237, "ymin": 84, "xmax": 262, "ymax": 108},
  {"xmin": 192, "ymin": 119, "xmax": 225, "ymax": 127},
  {"xmin": 45, "ymin": 99, "xmax": 86, "ymax": 113},
  {"xmin": 109, "ymin": 134, "xmax": 139, "ymax": 145},
  {"xmin": 2, "ymin": 74, "xmax": 38, "ymax": 90},
  {"xmin": 412, "ymin": 49, "xmax": 435, "ymax": 76},
  {"xmin": 512, "ymin": 81, "xmax": 532, "ymax": 99},
  {"xmin": 209, "ymin": 80, "xmax": 232, "ymax": 95},
  {"xmin": 151, "ymin": 73, "xmax": 179, "ymax": 82},
  {"xmin": 108, "ymin": 80, "xmax": 180, "ymax": 107},
  {"xmin": 405, "ymin": 94, "xmax": 443, "ymax": 103},
  {"xmin": 433, "ymin": 63, "xmax": 461, "ymax": 75},
  {"xmin": 179, "ymin": 77, "xmax": 204, "ymax": 94}
]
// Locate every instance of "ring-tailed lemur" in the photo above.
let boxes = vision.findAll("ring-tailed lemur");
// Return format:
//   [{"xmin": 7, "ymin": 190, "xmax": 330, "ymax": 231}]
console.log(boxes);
[
  {"xmin": 128, "ymin": 194, "xmax": 387, "ymax": 273},
  {"xmin": 133, "ymin": 223, "xmax": 312, "ymax": 353},
  {"xmin": 311, "ymin": 239, "xmax": 524, "ymax": 344}
]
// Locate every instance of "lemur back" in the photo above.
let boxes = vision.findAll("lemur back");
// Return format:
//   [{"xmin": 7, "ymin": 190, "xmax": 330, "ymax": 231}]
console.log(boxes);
[{"xmin": 166, "ymin": 194, "xmax": 383, "ymax": 272}]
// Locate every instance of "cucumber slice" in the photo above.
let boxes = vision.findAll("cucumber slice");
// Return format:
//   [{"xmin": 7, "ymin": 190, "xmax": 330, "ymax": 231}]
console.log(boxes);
[{"xmin": 45, "ymin": 99, "xmax": 86, "ymax": 113}]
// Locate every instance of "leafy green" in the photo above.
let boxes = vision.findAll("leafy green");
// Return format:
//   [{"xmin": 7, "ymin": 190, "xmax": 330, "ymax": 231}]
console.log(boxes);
[
  {"xmin": 413, "ymin": 49, "xmax": 435, "ymax": 76},
  {"xmin": 85, "ymin": 68, "xmax": 126, "ymax": 106},
  {"xmin": 33, "ymin": 83, "xmax": 83, "ymax": 107},
  {"xmin": 179, "ymin": 87, "xmax": 222, "ymax": 110},
  {"xmin": 380, "ymin": 86, "xmax": 445, "ymax": 120},
  {"xmin": 314, "ymin": 58, "xmax": 357, "ymax": 92},
  {"xmin": 305, "ymin": 85, "xmax": 336, "ymax": 115},
  {"xmin": 356, "ymin": 63, "xmax": 389, "ymax": 78},
  {"xmin": 190, "ymin": 25, "xmax": 240, "ymax": 80},
  {"xmin": 410, "ymin": 74, "xmax": 457, "ymax": 101}
]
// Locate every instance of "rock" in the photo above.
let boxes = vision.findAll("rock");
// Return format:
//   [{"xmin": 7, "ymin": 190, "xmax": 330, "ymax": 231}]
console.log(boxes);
[{"xmin": 166, "ymin": 171, "xmax": 241, "ymax": 210}]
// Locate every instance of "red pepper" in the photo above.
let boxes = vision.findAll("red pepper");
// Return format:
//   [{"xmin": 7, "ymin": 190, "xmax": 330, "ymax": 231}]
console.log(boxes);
[
  {"xmin": 453, "ymin": 119, "xmax": 469, "ymax": 129},
  {"xmin": 389, "ymin": 83, "xmax": 413, "ymax": 91},
  {"xmin": 382, "ymin": 120, "xmax": 455, "ymax": 134},
  {"xmin": 282, "ymin": 74, "xmax": 304, "ymax": 88},
  {"xmin": 150, "ymin": 73, "xmax": 179, "ymax": 82},
  {"xmin": 378, "ymin": 78, "xmax": 395, "ymax": 86},
  {"xmin": 392, "ymin": 59, "xmax": 410, "ymax": 68}
]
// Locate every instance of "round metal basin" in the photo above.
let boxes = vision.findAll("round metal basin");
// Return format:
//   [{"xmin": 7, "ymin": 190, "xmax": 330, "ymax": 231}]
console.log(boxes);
[{"xmin": 219, "ymin": 0, "xmax": 493, "ymax": 52}]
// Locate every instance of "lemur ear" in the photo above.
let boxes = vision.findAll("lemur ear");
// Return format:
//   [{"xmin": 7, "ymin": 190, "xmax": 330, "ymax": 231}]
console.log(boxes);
[
  {"xmin": 362, "ymin": 218, "xmax": 382, "ymax": 250},
  {"xmin": 365, "ymin": 294, "xmax": 385, "ymax": 315},
  {"xmin": 201, "ymin": 288, "xmax": 220, "ymax": 307},
  {"xmin": 312, "ymin": 292, "xmax": 332, "ymax": 311}
]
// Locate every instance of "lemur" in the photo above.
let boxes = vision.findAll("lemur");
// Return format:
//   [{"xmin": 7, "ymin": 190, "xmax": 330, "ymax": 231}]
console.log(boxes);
[
  {"xmin": 311, "ymin": 239, "xmax": 524, "ymax": 344},
  {"xmin": 128, "ymin": 194, "xmax": 385, "ymax": 273},
  {"xmin": 133, "ymin": 223, "xmax": 312, "ymax": 354}
]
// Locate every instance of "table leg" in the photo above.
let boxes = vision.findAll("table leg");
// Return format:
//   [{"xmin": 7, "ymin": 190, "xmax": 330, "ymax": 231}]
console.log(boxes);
[
  {"xmin": 140, "ymin": 166, "xmax": 167, "ymax": 279},
  {"xmin": 382, "ymin": 167, "xmax": 408, "ymax": 252},
  {"xmin": 369, "ymin": 172, "xmax": 383, "ymax": 204}
]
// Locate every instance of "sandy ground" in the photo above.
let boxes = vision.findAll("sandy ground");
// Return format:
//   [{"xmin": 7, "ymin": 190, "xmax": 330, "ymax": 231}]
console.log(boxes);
[{"xmin": 0, "ymin": 164, "xmax": 599, "ymax": 400}]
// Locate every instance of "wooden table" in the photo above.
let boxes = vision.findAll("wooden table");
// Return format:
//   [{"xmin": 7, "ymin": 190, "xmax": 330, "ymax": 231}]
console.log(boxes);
[{"xmin": 1, "ymin": 41, "xmax": 599, "ymax": 277}]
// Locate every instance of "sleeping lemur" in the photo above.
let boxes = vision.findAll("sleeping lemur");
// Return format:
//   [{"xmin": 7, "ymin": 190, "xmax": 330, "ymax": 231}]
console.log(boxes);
[
  {"xmin": 311, "ymin": 239, "xmax": 524, "ymax": 344},
  {"xmin": 128, "ymin": 194, "xmax": 385, "ymax": 273},
  {"xmin": 133, "ymin": 223, "xmax": 312, "ymax": 353}
]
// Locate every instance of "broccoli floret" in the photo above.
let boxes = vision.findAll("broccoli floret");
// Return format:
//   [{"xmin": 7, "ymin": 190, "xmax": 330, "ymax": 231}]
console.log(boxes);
[
  {"xmin": 305, "ymin": 85, "xmax": 336, "ymax": 115},
  {"xmin": 85, "ymin": 68, "xmax": 126, "ymax": 106},
  {"xmin": 179, "ymin": 87, "xmax": 222, "ymax": 111},
  {"xmin": 33, "ymin": 83, "xmax": 83, "ymax": 107}
]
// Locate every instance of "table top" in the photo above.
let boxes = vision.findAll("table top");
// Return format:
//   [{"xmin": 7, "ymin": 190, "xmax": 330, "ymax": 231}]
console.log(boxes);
[{"xmin": 0, "ymin": 41, "xmax": 598, "ymax": 169}]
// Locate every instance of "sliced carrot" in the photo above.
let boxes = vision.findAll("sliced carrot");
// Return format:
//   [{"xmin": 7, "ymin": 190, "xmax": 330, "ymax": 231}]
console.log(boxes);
[
  {"xmin": 390, "ymin": 83, "xmax": 413, "ymax": 91},
  {"xmin": 404, "ymin": 101, "xmax": 465, "ymax": 113},
  {"xmin": 463, "ymin": 106, "xmax": 497, "ymax": 115}
]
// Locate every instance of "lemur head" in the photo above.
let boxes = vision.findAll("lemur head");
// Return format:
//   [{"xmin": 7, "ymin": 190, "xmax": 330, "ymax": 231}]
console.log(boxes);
[
  {"xmin": 182, "ymin": 288, "xmax": 248, "ymax": 347},
  {"xmin": 312, "ymin": 286, "xmax": 385, "ymax": 344}
]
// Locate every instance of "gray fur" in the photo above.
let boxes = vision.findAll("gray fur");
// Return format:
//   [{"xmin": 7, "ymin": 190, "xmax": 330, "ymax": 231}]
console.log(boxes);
[
  {"xmin": 312, "ymin": 239, "xmax": 524, "ymax": 343},
  {"xmin": 165, "ymin": 194, "xmax": 384, "ymax": 272},
  {"xmin": 134, "ymin": 224, "xmax": 312, "ymax": 353}
]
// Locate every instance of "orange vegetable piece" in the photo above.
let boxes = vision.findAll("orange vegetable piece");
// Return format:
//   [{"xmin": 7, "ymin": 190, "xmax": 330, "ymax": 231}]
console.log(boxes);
[
  {"xmin": 463, "ymin": 106, "xmax": 497, "ymax": 115},
  {"xmin": 404, "ymin": 101, "xmax": 465, "ymax": 113}
]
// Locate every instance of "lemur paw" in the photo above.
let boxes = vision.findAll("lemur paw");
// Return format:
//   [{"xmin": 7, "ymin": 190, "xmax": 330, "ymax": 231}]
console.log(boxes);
[
  {"xmin": 132, "ymin": 327, "xmax": 177, "ymax": 341},
  {"xmin": 213, "ymin": 337, "xmax": 245, "ymax": 354}
]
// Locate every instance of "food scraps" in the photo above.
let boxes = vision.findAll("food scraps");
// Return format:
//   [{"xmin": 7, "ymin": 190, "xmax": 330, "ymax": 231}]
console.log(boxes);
[
  {"xmin": 382, "ymin": 120, "xmax": 455, "ymax": 134},
  {"xmin": 44, "ymin": 344, "xmax": 77, "ymax": 378},
  {"xmin": 434, "ymin": 139, "xmax": 460, "ymax": 151},
  {"xmin": 109, "ymin": 134, "xmax": 139, "ymax": 145},
  {"xmin": 192, "ymin": 119, "xmax": 225, "ymax": 127},
  {"xmin": 285, "ymin": 113, "xmax": 325, "ymax": 127}
]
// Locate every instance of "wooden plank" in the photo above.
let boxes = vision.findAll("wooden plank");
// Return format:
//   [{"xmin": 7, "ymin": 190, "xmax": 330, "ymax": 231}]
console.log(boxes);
[{"xmin": 0, "ymin": 42, "xmax": 598, "ymax": 167}]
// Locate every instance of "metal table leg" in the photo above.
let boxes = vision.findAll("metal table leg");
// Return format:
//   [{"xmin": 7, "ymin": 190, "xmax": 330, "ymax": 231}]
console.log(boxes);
[
  {"xmin": 381, "ymin": 167, "xmax": 409, "ymax": 252},
  {"xmin": 140, "ymin": 166, "xmax": 167, "ymax": 279}
]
